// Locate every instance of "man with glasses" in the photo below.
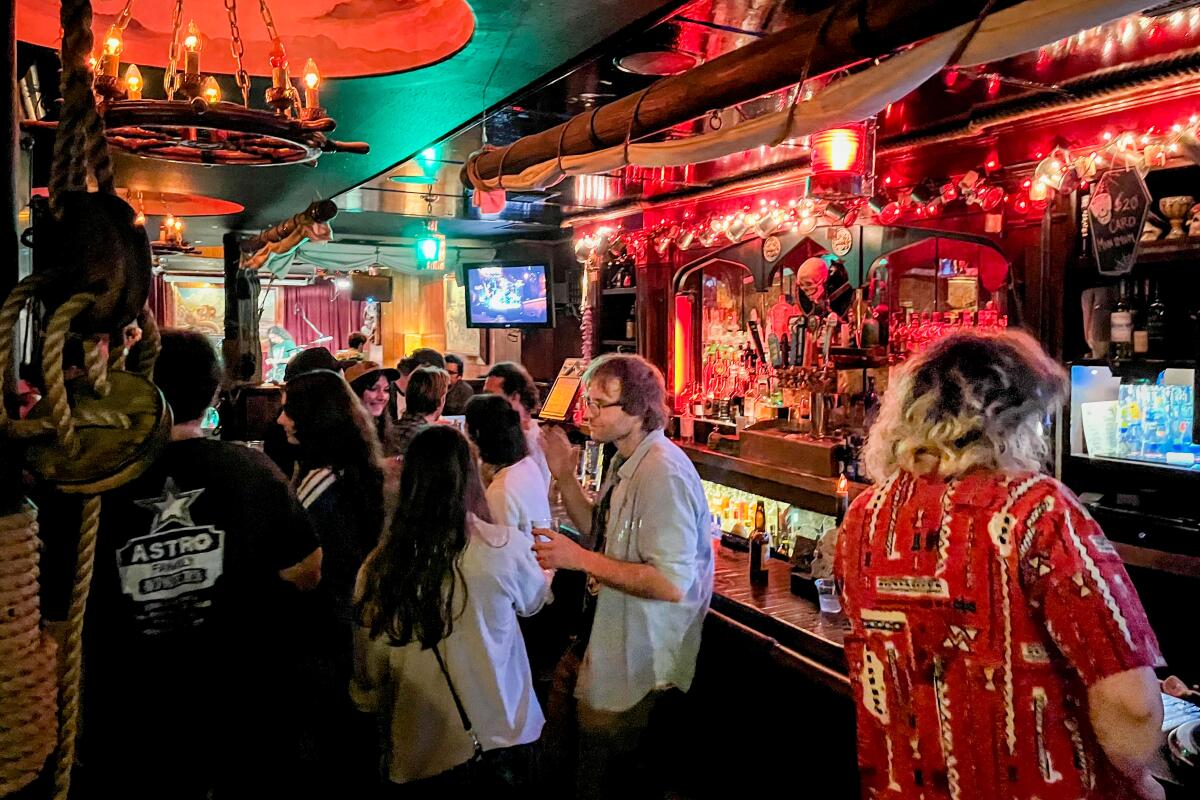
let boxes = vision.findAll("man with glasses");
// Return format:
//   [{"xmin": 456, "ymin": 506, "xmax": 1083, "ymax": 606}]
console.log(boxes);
[
  {"xmin": 442, "ymin": 352, "xmax": 475, "ymax": 416},
  {"xmin": 534, "ymin": 354, "xmax": 713, "ymax": 800}
]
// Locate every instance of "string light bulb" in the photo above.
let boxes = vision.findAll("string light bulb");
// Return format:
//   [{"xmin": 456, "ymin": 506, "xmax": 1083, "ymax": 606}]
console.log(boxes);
[
  {"xmin": 302, "ymin": 58, "xmax": 321, "ymax": 112},
  {"xmin": 201, "ymin": 76, "xmax": 221, "ymax": 105},
  {"xmin": 124, "ymin": 64, "xmax": 143, "ymax": 100},
  {"xmin": 183, "ymin": 20, "xmax": 202, "ymax": 74},
  {"xmin": 100, "ymin": 25, "xmax": 123, "ymax": 77}
]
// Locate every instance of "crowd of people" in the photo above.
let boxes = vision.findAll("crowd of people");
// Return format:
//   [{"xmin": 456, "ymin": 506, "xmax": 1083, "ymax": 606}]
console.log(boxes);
[
  {"xmin": 79, "ymin": 331, "xmax": 711, "ymax": 800},
  {"xmin": 74, "ymin": 325, "xmax": 1175, "ymax": 800}
]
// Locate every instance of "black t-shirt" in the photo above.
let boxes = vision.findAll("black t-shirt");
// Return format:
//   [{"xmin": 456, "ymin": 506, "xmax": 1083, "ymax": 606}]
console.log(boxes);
[{"xmin": 81, "ymin": 437, "xmax": 320, "ymax": 789}]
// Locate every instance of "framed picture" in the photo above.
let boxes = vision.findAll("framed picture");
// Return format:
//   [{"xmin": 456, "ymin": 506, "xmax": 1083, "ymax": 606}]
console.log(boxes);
[{"xmin": 444, "ymin": 274, "xmax": 482, "ymax": 357}]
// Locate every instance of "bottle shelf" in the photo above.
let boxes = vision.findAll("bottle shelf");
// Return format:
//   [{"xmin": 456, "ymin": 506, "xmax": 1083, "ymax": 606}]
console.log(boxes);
[
  {"xmin": 602, "ymin": 287, "xmax": 637, "ymax": 296},
  {"xmin": 1136, "ymin": 238, "xmax": 1200, "ymax": 265},
  {"xmin": 601, "ymin": 339, "xmax": 638, "ymax": 347}
]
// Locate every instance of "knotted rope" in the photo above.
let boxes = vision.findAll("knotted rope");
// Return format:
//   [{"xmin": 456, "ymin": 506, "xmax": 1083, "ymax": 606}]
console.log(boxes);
[{"xmin": 0, "ymin": 505, "xmax": 58, "ymax": 797}]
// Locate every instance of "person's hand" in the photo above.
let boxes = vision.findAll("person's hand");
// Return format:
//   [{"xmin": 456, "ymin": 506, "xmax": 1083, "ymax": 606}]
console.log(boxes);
[
  {"xmin": 532, "ymin": 528, "xmax": 586, "ymax": 571},
  {"xmin": 542, "ymin": 426, "xmax": 577, "ymax": 480}
]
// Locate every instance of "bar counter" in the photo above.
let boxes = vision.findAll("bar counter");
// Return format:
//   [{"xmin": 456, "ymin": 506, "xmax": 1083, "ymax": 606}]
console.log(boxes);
[{"xmin": 710, "ymin": 546, "xmax": 849, "ymax": 694}]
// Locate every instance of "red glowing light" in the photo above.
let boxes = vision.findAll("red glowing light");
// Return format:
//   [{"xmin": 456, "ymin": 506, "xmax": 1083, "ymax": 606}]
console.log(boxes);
[
  {"xmin": 1021, "ymin": 179, "xmax": 1032, "ymax": 189},
  {"xmin": 269, "ymin": 38, "xmax": 287, "ymax": 69},
  {"xmin": 883, "ymin": 175, "xmax": 894, "ymax": 186},
  {"xmin": 926, "ymin": 201, "xmax": 942, "ymax": 216},
  {"xmin": 985, "ymin": 75, "xmax": 1001, "ymax": 97},
  {"xmin": 811, "ymin": 125, "xmax": 867, "ymax": 174},
  {"xmin": 941, "ymin": 183, "xmax": 959, "ymax": 202},
  {"xmin": 979, "ymin": 186, "xmax": 1005, "ymax": 211},
  {"xmin": 984, "ymin": 155, "xmax": 999, "ymax": 172},
  {"xmin": 878, "ymin": 202, "xmax": 902, "ymax": 225},
  {"xmin": 943, "ymin": 68, "xmax": 960, "ymax": 88}
]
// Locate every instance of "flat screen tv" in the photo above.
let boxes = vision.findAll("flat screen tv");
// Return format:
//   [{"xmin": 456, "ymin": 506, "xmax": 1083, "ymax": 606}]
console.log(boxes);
[{"xmin": 464, "ymin": 263, "xmax": 553, "ymax": 328}]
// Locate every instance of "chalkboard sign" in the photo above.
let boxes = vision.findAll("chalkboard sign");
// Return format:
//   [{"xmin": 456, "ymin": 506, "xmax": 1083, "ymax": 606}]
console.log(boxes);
[{"xmin": 1088, "ymin": 168, "xmax": 1150, "ymax": 276}]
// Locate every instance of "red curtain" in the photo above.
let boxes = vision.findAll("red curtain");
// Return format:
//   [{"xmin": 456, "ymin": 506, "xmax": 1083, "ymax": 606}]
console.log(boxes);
[
  {"xmin": 281, "ymin": 281, "xmax": 366, "ymax": 353},
  {"xmin": 147, "ymin": 274, "xmax": 176, "ymax": 327}
]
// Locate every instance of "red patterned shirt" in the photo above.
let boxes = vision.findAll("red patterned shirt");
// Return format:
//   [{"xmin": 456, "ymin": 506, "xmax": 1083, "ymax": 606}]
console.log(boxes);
[{"xmin": 835, "ymin": 470, "xmax": 1163, "ymax": 800}]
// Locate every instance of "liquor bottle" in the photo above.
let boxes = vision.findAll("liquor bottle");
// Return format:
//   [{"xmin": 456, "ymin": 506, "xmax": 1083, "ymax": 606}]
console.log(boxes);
[
  {"xmin": 1146, "ymin": 280, "xmax": 1167, "ymax": 358},
  {"xmin": 749, "ymin": 501, "xmax": 770, "ymax": 585},
  {"xmin": 1132, "ymin": 279, "xmax": 1149, "ymax": 357},
  {"xmin": 1110, "ymin": 279, "xmax": 1133, "ymax": 362},
  {"xmin": 624, "ymin": 309, "xmax": 636, "ymax": 340}
]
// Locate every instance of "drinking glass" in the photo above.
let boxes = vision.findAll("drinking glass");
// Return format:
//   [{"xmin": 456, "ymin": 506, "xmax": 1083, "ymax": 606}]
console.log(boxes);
[{"xmin": 815, "ymin": 578, "xmax": 842, "ymax": 614}]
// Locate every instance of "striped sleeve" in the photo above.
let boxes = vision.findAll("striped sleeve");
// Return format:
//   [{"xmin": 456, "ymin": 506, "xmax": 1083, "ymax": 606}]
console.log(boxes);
[{"xmin": 297, "ymin": 467, "xmax": 337, "ymax": 509}]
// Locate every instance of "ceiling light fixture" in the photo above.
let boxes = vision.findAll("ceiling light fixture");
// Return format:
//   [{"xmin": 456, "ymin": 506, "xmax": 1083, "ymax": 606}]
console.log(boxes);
[{"xmin": 24, "ymin": 0, "xmax": 368, "ymax": 166}]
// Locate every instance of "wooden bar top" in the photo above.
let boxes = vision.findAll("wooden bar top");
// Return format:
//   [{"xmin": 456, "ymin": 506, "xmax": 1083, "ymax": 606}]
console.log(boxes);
[{"xmin": 711, "ymin": 545, "xmax": 849, "ymax": 680}]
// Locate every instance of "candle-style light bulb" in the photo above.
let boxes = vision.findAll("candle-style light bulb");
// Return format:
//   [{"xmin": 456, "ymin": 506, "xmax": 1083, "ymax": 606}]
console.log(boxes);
[
  {"xmin": 183, "ymin": 20, "xmax": 202, "ymax": 74},
  {"xmin": 201, "ymin": 76, "xmax": 221, "ymax": 105},
  {"xmin": 269, "ymin": 38, "xmax": 289, "ymax": 88},
  {"xmin": 134, "ymin": 211, "xmax": 146, "ymax": 227},
  {"xmin": 99, "ymin": 24, "xmax": 123, "ymax": 77},
  {"xmin": 302, "ymin": 58, "xmax": 321, "ymax": 109},
  {"xmin": 124, "ymin": 64, "xmax": 143, "ymax": 99}
]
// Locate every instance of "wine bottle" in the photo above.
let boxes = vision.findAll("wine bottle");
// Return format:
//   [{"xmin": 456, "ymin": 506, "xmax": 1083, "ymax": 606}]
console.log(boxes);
[
  {"xmin": 1110, "ymin": 279, "xmax": 1133, "ymax": 362},
  {"xmin": 1146, "ymin": 280, "xmax": 1167, "ymax": 359},
  {"xmin": 1132, "ymin": 278, "xmax": 1149, "ymax": 357},
  {"xmin": 749, "ymin": 501, "xmax": 770, "ymax": 585}
]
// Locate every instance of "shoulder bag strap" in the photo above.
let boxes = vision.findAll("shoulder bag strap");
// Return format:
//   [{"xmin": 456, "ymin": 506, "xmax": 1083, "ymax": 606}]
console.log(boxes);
[{"xmin": 432, "ymin": 643, "xmax": 484, "ymax": 761}]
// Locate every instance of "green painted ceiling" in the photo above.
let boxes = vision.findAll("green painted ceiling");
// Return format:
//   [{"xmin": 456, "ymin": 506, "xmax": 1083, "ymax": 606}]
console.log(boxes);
[{"xmin": 110, "ymin": 0, "xmax": 677, "ymax": 234}]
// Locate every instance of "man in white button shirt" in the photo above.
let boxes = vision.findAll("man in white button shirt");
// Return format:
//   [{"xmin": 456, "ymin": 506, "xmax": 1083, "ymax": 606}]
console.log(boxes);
[{"xmin": 534, "ymin": 354, "xmax": 713, "ymax": 800}]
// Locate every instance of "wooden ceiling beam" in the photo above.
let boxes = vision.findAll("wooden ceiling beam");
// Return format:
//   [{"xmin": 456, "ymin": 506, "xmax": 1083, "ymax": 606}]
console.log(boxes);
[{"xmin": 464, "ymin": 0, "xmax": 1028, "ymax": 186}]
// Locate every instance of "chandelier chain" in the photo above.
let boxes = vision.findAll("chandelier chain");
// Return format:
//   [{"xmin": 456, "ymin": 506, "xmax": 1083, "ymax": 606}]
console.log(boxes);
[
  {"xmin": 257, "ymin": 0, "xmax": 281, "ymax": 42},
  {"xmin": 257, "ymin": 0, "xmax": 297, "ymax": 104},
  {"xmin": 112, "ymin": 0, "xmax": 136, "ymax": 32},
  {"xmin": 163, "ymin": 0, "xmax": 185, "ymax": 100},
  {"xmin": 225, "ymin": 0, "xmax": 251, "ymax": 107}
]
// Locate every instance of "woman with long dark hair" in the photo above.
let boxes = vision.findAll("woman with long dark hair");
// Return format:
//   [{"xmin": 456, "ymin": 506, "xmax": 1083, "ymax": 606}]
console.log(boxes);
[
  {"xmin": 353, "ymin": 425, "xmax": 549, "ymax": 795},
  {"xmin": 278, "ymin": 369, "xmax": 387, "ymax": 643},
  {"xmin": 344, "ymin": 359, "xmax": 402, "ymax": 458}
]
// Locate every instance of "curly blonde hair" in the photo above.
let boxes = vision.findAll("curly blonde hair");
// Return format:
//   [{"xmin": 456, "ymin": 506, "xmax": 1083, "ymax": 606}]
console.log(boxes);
[{"xmin": 862, "ymin": 329, "xmax": 1067, "ymax": 482}]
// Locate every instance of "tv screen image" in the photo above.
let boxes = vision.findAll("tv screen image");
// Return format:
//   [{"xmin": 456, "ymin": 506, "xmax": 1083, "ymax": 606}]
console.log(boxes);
[{"xmin": 465, "ymin": 264, "xmax": 551, "ymax": 328}]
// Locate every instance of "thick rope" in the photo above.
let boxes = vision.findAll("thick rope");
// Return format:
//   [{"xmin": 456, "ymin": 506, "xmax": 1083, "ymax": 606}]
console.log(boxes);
[
  {"xmin": 41, "ymin": 294, "xmax": 97, "ymax": 457},
  {"xmin": 134, "ymin": 307, "xmax": 161, "ymax": 381},
  {"xmin": 50, "ymin": 0, "xmax": 116, "ymax": 212},
  {"xmin": 0, "ymin": 277, "xmax": 43, "ymax": 433},
  {"xmin": 0, "ymin": 504, "xmax": 58, "ymax": 797},
  {"xmin": 82, "ymin": 339, "xmax": 108, "ymax": 398},
  {"xmin": 50, "ymin": 496, "xmax": 100, "ymax": 800}
]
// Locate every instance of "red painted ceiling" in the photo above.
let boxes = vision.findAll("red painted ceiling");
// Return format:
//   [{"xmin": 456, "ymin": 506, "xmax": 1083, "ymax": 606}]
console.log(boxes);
[{"xmin": 16, "ymin": 0, "xmax": 476, "ymax": 78}]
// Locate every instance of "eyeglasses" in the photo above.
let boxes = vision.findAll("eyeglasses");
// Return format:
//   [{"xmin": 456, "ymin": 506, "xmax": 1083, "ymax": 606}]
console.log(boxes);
[{"xmin": 582, "ymin": 395, "xmax": 623, "ymax": 415}]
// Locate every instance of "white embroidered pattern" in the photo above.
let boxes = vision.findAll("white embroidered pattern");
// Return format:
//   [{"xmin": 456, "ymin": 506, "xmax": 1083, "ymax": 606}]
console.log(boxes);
[
  {"xmin": 1018, "ymin": 497, "xmax": 1056, "ymax": 560},
  {"xmin": 935, "ymin": 479, "xmax": 958, "ymax": 577},
  {"xmin": 884, "ymin": 473, "xmax": 910, "ymax": 557},
  {"xmin": 1062, "ymin": 510, "xmax": 1136, "ymax": 651},
  {"xmin": 989, "ymin": 474, "xmax": 1050, "ymax": 755},
  {"xmin": 1033, "ymin": 687, "xmax": 1064, "ymax": 784},
  {"xmin": 868, "ymin": 473, "xmax": 900, "ymax": 546},
  {"xmin": 932, "ymin": 658, "xmax": 960, "ymax": 800}
]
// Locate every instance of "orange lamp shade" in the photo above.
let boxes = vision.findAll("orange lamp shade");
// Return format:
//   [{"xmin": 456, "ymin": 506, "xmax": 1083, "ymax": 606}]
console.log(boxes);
[{"xmin": 811, "ymin": 125, "xmax": 867, "ymax": 175}]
